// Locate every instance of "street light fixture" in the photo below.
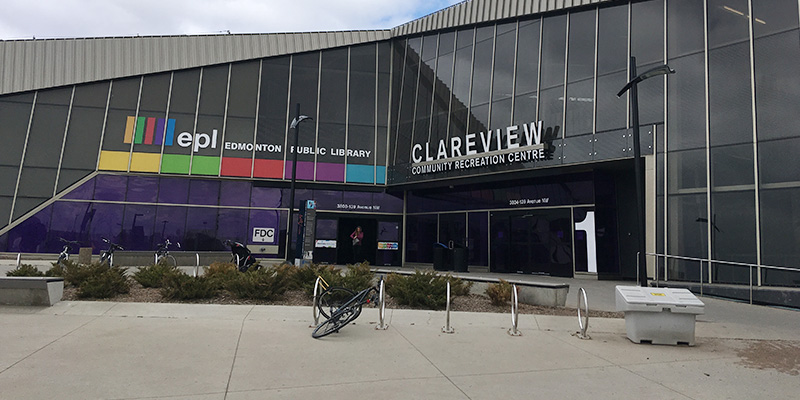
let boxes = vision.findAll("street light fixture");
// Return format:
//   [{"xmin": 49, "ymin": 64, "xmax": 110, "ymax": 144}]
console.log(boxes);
[
  {"xmin": 617, "ymin": 56, "xmax": 675, "ymax": 287},
  {"xmin": 286, "ymin": 103, "xmax": 313, "ymax": 264}
]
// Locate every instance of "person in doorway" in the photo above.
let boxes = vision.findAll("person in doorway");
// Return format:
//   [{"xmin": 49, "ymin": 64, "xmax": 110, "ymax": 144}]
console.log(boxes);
[{"xmin": 350, "ymin": 226, "xmax": 364, "ymax": 263}]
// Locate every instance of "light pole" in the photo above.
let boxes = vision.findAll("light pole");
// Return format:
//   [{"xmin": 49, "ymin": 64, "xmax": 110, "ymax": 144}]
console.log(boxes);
[
  {"xmin": 286, "ymin": 103, "xmax": 312, "ymax": 264},
  {"xmin": 617, "ymin": 57, "xmax": 675, "ymax": 287}
]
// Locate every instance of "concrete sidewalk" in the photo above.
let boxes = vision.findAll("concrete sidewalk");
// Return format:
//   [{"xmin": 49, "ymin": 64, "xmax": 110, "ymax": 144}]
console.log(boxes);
[{"xmin": 1, "ymin": 300, "xmax": 799, "ymax": 400}]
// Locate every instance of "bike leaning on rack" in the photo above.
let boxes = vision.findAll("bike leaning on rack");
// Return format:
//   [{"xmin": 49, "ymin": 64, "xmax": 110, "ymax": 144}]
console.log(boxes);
[
  {"xmin": 154, "ymin": 239, "xmax": 180, "ymax": 266},
  {"xmin": 312, "ymin": 279, "xmax": 382, "ymax": 339},
  {"xmin": 224, "ymin": 240, "xmax": 257, "ymax": 272},
  {"xmin": 99, "ymin": 237, "xmax": 123, "ymax": 266},
  {"xmin": 57, "ymin": 238, "xmax": 80, "ymax": 267}
]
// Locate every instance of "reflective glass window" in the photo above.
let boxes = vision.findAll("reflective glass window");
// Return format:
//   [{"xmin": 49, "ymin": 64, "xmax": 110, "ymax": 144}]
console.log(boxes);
[
  {"xmin": 122, "ymin": 204, "xmax": 156, "ymax": 251},
  {"xmin": 667, "ymin": 0, "xmax": 705, "ymax": 58},
  {"xmin": 566, "ymin": 10, "xmax": 596, "ymax": 137},
  {"xmin": 538, "ymin": 14, "xmax": 567, "ymax": 135},
  {"xmin": 449, "ymin": 29, "xmax": 474, "ymax": 139},
  {"xmin": 431, "ymin": 32, "xmax": 454, "ymax": 147},
  {"xmin": 163, "ymin": 70, "xmax": 200, "ymax": 172},
  {"xmin": 60, "ymin": 82, "xmax": 108, "ymax": 192},
  {"xmin": 157, "ymin": 177, "xmax": 189, "ymax": 204},
  {"xmin": 0, "ymin": 92, "xmax": 34, "ymax": 168},
  {"xmin": 288, "ymin": 52, "xmax": 321, "ymax": 173},
  {"xmin": 255, "ymin": 57, "xmax": 290, "ymax": 178},
  {"xmin": 667, "ymin": 54, "xmax": 706, "ymax": 150},
  {"xmin": 222, "ymin": 60, "xmax": 259, "ymax": 177},
  {"xmin": 218, "ymin": 208, "xmax": 249, "ymax": 246},
  {"xmin": 24, "ymin": 87, "xmax": 71, "ymax": 169},
  {"xmin": 405, "ymin": 214, "xmax": 437, "ymax": 263},
  {"xmin": 131, "ymin": 73, "xmax": 170, "ymax": 156},
  {"xmin": 318, "ymin": 48, "xmax": 349, "ymax": 174},
  {"xmin": 760, "ymin": 188, "xmax": 800, "ymax": 269},
  {"xmin": 126, "ymin": 176, "xmax": 159, "ymax": 203},
  {"xmin": 188, "ymin": 179, "xmax": 220, "ymax": 206},
  {"xmin": 413, "ymin": 34, "xmax": 437, "ymax": 147},
  {"xmin": 395, "ymin": 37, "xmax": 419, "ymax": 165},
  {"xmin": 184, "ymin": 207, "xmax": 219, "ymax": 250},
  {"xmin": 631, "ymin": 0, "xmax": 664, "ymax": 65},
  {"xmin": 94, "ymin": 174, "xmax": 128, "ymax": 202},
  {"xmin": 155, "ymin": 206, "xmax": 187, "ymax": 243},
  {"xmin": 754, "ymin": 29, "xmax": 800, "ymax": 141},
  {"xmin": 102, "ymin": 77, "xmax": 140, "ymax": 154},
  {"xmin": 219, "ymin": 180, "xmax": 251, "ymax": 207},
  {"xmin": 710, "ymin": 144, "xmax": 754, "ymax": 188},
  {"xmin": 710, "ymin": 190, "xmax": 757, "ymax": 266},
  {"xmin": 514, "ymin": 19, "xmax": 541, "ymax": 126},
  {"xmin": 596, "ymin": 5, "xmax": 628, "ymax": 132},
  {"xmin": 667, "ymin": 149, "xmax": 707, "ymax": 191}
]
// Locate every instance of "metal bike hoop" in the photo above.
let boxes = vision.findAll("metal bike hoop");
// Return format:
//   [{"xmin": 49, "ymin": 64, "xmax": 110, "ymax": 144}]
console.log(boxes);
[
  {"xmin": 311, "ymin": 276, "xmax": 322, "ymax": 327},
  {"xmin": 442, "ymin": 281, "xmax": 455, "ymax": 334},
  {"xmin": 194, "ymin": 254, "xmax": 200, "ymax": 277},
  {"xmin": 576, "ymin": 287, "xmax": 591, "ymax": 340},
  {"xmin": 16, "ymin": 253, "xmax": 21, "ymax": 268},
  {"xmin": 508, "ymin": 284, "xmax": 522, "ymax": 336},
  {"xmin": 376, "ymin": 278, "xmax": 388, "ymax": 330}
]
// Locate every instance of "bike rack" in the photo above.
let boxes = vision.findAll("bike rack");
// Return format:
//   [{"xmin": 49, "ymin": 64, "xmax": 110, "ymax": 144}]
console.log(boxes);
[
  {"xmin": 508, "ymin": 284, "xmax": 522, "ymax": 336},
  {"xmin": 311, "ymin": 276, "xmax": 323, "ymax": 327},
  {"xmin": 442, "ymin": 281, "xmax": 455, "ymax": 334},
  {"xmin": 376, "ymin": 278, "xmax": 388, "ymax": 330},
  {"xmin": 194, "ymin": 254, "xmax": 200, "ymax": 277},
  {"xmin": 16, "ymin": 253, "xmax": 21, "ymax": 268},
  {"xmin": 576, "ymin": 287, "xmax": 591, "ymax": 340}
]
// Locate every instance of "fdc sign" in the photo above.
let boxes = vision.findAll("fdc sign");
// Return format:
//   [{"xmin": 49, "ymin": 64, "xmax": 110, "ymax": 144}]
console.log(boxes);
[{"xmin": 253, "ymin": 228, "xmax": 276, "ymax": 243}]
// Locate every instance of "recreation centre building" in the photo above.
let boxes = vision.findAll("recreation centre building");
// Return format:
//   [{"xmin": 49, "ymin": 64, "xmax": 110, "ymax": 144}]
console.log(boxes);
[{"xmin": 1, "ymin": 0, "xmax": 799, "ymax": 291}]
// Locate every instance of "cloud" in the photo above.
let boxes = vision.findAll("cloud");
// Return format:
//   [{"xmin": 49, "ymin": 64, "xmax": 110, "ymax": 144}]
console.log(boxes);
[{"xmin": 0, "ymin": 0, "xmax": 463, "ymax": 39}]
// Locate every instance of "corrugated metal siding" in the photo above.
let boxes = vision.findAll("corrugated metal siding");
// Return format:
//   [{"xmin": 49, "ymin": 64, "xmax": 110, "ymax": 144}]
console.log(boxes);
[
  {"xmin": 0, "ymin": 30, "xmax": 390, "ymax": 95},
  {"xmin": 391, "ymin": 0, "xmax": 612, "ymax": 37}
]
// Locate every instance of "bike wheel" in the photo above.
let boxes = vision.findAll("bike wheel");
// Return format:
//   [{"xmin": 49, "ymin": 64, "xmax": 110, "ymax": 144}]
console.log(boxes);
[
  {"xmin": 311, "ymin": 306, "xmax": 360, "ymax": 339},
  {"xmin": 317, "ymin": 287, "xmax": 356, "ymax": 319}
]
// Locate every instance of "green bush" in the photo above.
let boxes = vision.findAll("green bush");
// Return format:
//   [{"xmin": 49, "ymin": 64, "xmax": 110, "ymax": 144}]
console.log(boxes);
[
  {"xmin": 338, "ymin": 262, "xmax": 375, "ymax": 292},
  {"xmin": 486, "ymin": 279, "xmax": 512, "ymax": 306},
  {"xmin": 60, "ymin": 261, "xmax": 111, "ymax": 287},
  {"xmin": 293, "ymin": 263, "xmax": 340, "ymax": 295},
  {"xmin": 133, "ymin": 262, "xmax": 182, "ymax": 288},
  {"xmin": 203, "ymin": 262, "xmax": 240, "ymax": 289},
  {"xmin": 225, "ymin": 266, "xmax": 292, "ymax": 300},
  {"xmin": 385, "ymin": 270, "xmax": 470, "ymax": 310},
  {"xmin": 46, "ymin": 262, "xmax": 65, "ymax": 277},
  {"xmin": 160, "ymin": 274, "xmax": 217, "ymax": 300},
  {"xmin": 77, "ymin": 266, "xmax": 130, "ymax": 299},
  {"xmin": 6, "ymin": 264, "xmax": 44, "ymax": 277}
]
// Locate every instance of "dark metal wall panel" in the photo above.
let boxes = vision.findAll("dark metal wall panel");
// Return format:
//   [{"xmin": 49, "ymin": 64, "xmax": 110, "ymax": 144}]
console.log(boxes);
[{"xmin": 0, "ymin": 30, "xmax": 390, "ymax": 95}]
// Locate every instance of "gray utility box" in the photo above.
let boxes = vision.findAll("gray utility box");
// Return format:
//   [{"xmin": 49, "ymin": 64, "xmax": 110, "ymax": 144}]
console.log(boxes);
[{"xmin": 615, "ymin": 286, "xmax": 705, "ymax": 346}]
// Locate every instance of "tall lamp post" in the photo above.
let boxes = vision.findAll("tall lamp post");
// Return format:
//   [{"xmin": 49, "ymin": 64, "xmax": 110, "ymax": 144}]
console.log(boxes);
[
  {"xmin": 617, "ymin": 57, "xmax": 675, "ymax": 287},
  {"xmin": 286, "ymin": 103, "xmax": 312, "ymax": 264}
]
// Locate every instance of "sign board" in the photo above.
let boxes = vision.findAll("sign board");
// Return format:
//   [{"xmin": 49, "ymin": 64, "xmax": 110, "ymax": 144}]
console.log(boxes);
[
  {"xmin": 378, "ymin": 242, "xmax": 399, "ymax": 250},
  {"xmin": 315, "ymin": 240, "xmax": 337, "ymax": 248},
  {"xmin": 252, "ymin": 227, "xmax": 276, "ymax": 243}
]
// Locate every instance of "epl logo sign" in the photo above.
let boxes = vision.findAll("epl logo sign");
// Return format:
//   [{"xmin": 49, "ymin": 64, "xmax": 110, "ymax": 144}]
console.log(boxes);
[{"xmin": 252, "ymin": 227, "xmax": 276, "ymax": 243}]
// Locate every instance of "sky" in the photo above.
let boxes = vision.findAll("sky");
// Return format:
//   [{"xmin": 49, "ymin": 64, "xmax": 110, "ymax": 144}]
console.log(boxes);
[{"xmin": 0, "ymin": 0, "xmax": 464, "ymax": 40}]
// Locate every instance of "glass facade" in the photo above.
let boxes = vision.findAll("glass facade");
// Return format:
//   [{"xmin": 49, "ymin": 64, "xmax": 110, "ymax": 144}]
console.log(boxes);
[{"xmin": 1, "ymin": 0, "xmax": 800, "ymax": 285}]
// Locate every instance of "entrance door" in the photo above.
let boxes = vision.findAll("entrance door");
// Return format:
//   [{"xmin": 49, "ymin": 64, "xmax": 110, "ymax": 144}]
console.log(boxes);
[
  {"xmin": 337, "ymin": 218, "xmax": 378, "ymax": 265},
  {"xmin": 491, "ymin": 209, "xmax": 573, "ymax": 276}
]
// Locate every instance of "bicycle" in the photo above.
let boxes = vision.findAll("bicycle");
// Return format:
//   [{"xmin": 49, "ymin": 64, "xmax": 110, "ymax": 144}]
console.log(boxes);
[
  {"xmin": 154, "ymin": 239, "xmax": 179, "ymax": 266},
  {"xmin": 56, "ymin": 238, "xmax": 80, "ymax": 267},
  {"xmin": 224, "ymin": 240, "xmax": 258, "ymax": 272},
  {"xmin": 312, "ymin": 279, "xmax": 382, "ymax": 339},
  {"xmin": 99, "ymin": 237, "xmax": 123, "ymax": 266}
]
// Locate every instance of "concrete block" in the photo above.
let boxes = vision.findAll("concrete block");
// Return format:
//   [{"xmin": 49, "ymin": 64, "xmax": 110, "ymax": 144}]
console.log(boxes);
[{"xmin": 0, "ymin": 277, "xmax": 64, "ymax": 306}]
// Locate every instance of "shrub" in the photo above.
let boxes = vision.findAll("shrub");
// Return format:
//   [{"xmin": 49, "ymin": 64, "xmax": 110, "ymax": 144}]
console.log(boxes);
[
  {"xmin": 46, "ymin": 262, "xmax": 65, "ymax": 277},
  {"xmin": 61, "ymin": 261, "xmax": 111, "ymax": 287},
  {"xmin": 133, "ymin": 262, "xmax": 182, "ymax": 288},
  {"xmin": 293, "ymin": 263, "xmax": 340, "ymax": 295},
  {"xmin": 486, "ymin": 279, "xmax": 512, "ymax": 306},
  {"xmin": 6, "ymin": 264, "xmax": 44, "ymax": 277},
  {"xmin": 203, "ymin": 262, "xmax": 239, "ymax": 289},
  {"xmin": 77, "ymin": 266, "xmax": 130, "ymax": 299},
  {"xmin": 385, "ymin": 270, "xmax": 469, "ymax": 310},
  {"xmin": 339, "ymin": 262, "xmax": 375, "ymax": 291},
  {"xmin": 160, "ymin": 274, "xmax": 217, "ymax": 300},
  {"xmin": 225, "ymin": 266, "xmax": 293, "ymax": 300}
]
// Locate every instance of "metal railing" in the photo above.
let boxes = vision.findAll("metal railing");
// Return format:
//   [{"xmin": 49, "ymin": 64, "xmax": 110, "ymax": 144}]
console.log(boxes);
[
  {"xmin": 508, "ymin": 284, "xmax": 521, "ymax": 336},
  {"xmin": 646, "ymin": 252, "xmax": 800, "ymax": 305}
]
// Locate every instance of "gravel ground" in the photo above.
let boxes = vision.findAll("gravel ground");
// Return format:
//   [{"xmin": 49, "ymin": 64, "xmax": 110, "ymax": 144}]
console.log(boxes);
[{"xmin": 63, "ymin": 279, "xmax": 623, "ymax": 318}]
